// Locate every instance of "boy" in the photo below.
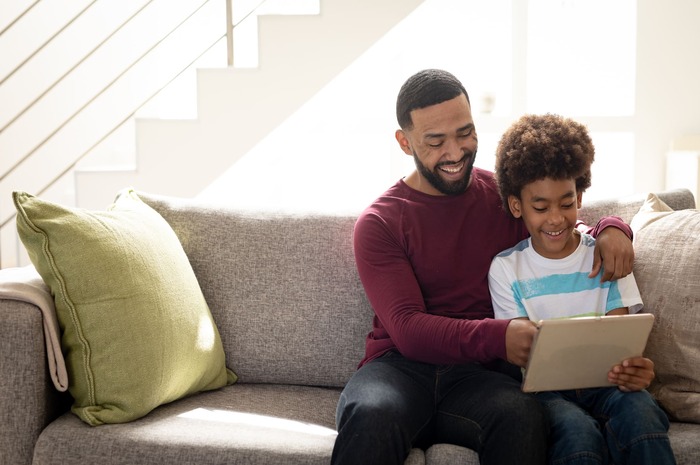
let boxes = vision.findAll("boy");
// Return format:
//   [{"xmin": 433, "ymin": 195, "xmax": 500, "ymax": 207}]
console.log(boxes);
[{"xmin": 488, "ymin": 113, "xmax": 675, "ymax": 465}]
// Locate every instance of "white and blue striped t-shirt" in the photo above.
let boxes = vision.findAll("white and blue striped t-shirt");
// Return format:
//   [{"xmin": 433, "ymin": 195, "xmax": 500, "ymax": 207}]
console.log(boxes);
[{"xmin": 488, "ymin": 232, "xmax": 643, "ymax": 322}]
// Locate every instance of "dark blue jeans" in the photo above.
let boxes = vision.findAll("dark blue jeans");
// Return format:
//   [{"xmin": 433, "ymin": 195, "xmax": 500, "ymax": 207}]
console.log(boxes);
[
  {"xmin": 332, "ymin": 351, "xmax": 548, "ymax": 465},
  {"xmin": 536, "ymin": 388, "xmax": 675, "ymax": 465}
]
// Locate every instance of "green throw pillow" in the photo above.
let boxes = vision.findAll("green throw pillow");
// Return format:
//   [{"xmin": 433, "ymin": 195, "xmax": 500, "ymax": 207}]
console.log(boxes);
[{"xmin": 13, "ymin": 189, "xmax": 236, "ymax": 426}]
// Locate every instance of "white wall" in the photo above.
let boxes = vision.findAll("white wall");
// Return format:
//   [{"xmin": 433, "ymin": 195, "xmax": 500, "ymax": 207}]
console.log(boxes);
[
  {"xmin": 635, "ymin": 0, "xmax": 700, "ymax": 193},
  {"xmin": 4, "ymin": 0, "xmax": 700, "ymax": 212},
  {"xmin": 201, "ymin": 0, "xmax": 700, "ymax": 212},
  {"xmin": 2, "ymin": 0, "xmax": 699, "ymax": 268}
]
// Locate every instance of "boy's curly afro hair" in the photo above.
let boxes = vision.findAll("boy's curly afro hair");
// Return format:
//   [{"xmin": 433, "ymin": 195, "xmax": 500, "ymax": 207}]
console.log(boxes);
[{"xmin": 494, "ymin": 113, "xmax": 594, "ymax": 213}]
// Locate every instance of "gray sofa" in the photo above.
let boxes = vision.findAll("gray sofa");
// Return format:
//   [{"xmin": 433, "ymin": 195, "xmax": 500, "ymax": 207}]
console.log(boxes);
[{"xmin": 1, "ymin": 188, "xmax": 699, "ymax": 465}]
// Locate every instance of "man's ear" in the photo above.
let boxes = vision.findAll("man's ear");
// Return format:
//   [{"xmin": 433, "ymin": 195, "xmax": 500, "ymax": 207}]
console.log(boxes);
[
  {"xmin": 395, "ymin": 130, "xmax": 413, "ymax": 155},
  {"xmin": 508, "ymin": 195, "xmax": 523, "ymax": 218}
]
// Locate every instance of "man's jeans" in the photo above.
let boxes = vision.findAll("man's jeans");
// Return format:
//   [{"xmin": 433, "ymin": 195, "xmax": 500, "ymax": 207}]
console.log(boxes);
[
  {"xmin": 331, "ymin": 351, "xmax": 548, "ymax": 465},
  {"xmin": 536, "ymin": 388, "xmax": 675, "ymax": 465}
]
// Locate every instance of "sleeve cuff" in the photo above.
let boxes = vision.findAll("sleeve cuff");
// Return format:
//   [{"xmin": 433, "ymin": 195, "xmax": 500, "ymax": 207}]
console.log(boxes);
[{"xmin": 576, "ymin": 216, "xmax": 633, "ymax": 240}]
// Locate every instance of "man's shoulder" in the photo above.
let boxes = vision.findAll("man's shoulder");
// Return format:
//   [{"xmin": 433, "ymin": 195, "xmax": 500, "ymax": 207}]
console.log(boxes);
[
  {"xmin": 355, "ymin": 180, "xmax": 407, "ymax": 234},
  {"xmin": 470, "ymin": 167, "xmax": 498, "ymax": 188},
  {"xmin": 358, "ymin": 180, "xmax": 406, "ymax": 216}
]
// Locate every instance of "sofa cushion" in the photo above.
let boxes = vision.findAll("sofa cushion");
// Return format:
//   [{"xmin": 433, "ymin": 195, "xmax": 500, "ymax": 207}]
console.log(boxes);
[
  {"xmin": 631, "ymin": 193, "xmax": 700, "ymax": 423},
  {"xmin": 139, "ymin": 192, "xmax": 373, "ymax": 387},
  {"xmin": 33, "ymin": 384, "xmax": 340, "ymax": 465},
  {"xmin": 13, "ymin": 189, "xmax": 235, "ymax": 426},
  {"xmin": 425, "ymin": 444, "xmax": 479, "ymax": 465},
  {"xmin": 33, "ymin": 383, "xmax": 430, "ymax": 465}
]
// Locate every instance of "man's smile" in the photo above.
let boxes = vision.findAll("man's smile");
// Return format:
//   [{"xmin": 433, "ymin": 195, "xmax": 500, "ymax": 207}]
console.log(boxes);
[{"xmin": 438, "ymin": 160, "xmax": 465, "ymax": 174}]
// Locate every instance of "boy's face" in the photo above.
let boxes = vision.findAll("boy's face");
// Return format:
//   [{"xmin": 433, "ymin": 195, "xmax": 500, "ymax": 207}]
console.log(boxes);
[{"xmin": 508, "ymin": 177, "xmax": 583, "ymax": 259}]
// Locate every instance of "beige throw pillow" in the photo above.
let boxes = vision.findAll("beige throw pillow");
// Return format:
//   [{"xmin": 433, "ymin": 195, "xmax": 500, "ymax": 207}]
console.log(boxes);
[{"xmin": 632, "ymin": 193, "xmax": 700, "ymax": 423}]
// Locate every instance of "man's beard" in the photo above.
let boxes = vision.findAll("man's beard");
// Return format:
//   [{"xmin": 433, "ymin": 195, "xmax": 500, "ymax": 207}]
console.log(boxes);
[{"xmin": 413, "ymin": 150, "xmax": 476, "ymax": 196}]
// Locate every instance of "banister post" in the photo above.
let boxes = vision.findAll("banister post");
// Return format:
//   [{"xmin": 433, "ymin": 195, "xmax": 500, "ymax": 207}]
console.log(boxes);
[{"xmin": 226, "ymin": 0, "xmax": 233, "ymax": 66}]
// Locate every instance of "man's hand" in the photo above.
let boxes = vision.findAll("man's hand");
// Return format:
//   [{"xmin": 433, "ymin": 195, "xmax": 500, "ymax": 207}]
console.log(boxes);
[
  {"xmin": 505, "ymin": 319, "xmax": 538, "ymax": 368},
  {"xmin": 590, "ymin": 227, "xmax": 634, "ymax": 282},
  {"xmin": 608, "ymin": 356, "xmax": 655, "ymax": 392}
]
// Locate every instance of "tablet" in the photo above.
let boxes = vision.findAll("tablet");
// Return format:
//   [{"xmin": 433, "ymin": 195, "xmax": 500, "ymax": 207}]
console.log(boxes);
[{"xmin": 521, "ymin": 313, "xmax": 655, "ymax": 393}]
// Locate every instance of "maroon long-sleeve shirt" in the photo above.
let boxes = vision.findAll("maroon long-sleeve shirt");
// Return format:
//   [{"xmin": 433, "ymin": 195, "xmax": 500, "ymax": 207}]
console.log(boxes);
[{"xmin": 353, "ymin": 168, "xmax": 629, "ymax": 367}]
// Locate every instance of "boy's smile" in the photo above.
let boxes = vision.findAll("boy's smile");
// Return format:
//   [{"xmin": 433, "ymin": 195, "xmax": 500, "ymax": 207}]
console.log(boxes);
[{"xmin": 508, "ymin": 177, "xmax": 583, "ymax": 259}]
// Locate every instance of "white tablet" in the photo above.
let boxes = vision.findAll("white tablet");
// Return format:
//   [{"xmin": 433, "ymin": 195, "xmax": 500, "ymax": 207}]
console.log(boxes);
[{"xmin": 521, "ymin": 313, "xmax": 655, "ymax": 393}]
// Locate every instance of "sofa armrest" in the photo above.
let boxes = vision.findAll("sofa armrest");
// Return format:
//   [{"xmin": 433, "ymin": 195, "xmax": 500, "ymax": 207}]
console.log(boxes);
[{"xmin": 0, "ymin": 298, "xmax": 70, "ymax": 465}]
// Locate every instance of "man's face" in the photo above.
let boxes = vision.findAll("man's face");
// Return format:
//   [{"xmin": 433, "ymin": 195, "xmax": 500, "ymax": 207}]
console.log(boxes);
[{"xmin": 396, "ymin": 94, "xmax": 478, "ymax": 196}]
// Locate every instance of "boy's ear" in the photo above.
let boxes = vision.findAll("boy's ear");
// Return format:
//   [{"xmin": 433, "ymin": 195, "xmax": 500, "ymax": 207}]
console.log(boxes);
[
  {"xmin": 395, "ymin": 130, "xmax": 413, "ymax": 155},
  {"xmin": 576, "ymin": 190, "xmax": 583, "ymax": 209},
  {"xmin": 508, "ymin": 195, "xmax": 522, "ymax": 218}
]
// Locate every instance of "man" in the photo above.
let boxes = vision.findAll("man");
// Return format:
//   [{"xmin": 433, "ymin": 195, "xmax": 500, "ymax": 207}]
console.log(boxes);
[{"xmin": 331, "ymin": 69, "xmax": 635, "ymax": 465}]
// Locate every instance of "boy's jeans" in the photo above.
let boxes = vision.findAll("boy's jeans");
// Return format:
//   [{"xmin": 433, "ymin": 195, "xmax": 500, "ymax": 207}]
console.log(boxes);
[{"xmin": 536, "ymin": 387, "xmax": 675, "ymax": 465}]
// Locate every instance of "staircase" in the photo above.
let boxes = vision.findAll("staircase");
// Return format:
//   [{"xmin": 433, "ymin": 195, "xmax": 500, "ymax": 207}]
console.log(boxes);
[{"xmin": 0, "ymin": 0, "xmax": 424, "ymax": 268}]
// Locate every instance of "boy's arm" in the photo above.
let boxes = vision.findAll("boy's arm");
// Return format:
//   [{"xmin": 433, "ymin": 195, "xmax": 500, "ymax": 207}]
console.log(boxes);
[{"xmin": 577, "ymin": 216, "xmax": 634, "ymax": 282}]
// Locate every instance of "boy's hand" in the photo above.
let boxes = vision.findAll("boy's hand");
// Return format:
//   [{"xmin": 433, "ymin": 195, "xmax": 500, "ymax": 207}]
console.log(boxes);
[
  {"xmin": 608, "ymin": 356, "xmax": 655, "ymax": 392},
  {"xmin": 505, "ymin": 319, "xmax": 538, "ymax": 368},
  {"xmin": 590, "ymin": 227, "xmax": 634, "ymax": 282}
]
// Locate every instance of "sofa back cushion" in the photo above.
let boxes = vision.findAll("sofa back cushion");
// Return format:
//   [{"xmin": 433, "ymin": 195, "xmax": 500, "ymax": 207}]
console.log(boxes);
[
  {"xmin": 579, "ymin": 188, "xmax": 698, "ymax": 422},
  {"xmin": 141, "ymin": 188, "xmax": 696, "ymax": 392},
  {"xmin": 140, "ymin": 193, "xmax": 372, "ymax": 388}
]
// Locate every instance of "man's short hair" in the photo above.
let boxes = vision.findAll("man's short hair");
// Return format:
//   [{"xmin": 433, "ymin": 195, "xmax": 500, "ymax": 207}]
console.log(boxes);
[{"xmin": 396, "ymin": 69, "xmax": 470, "ymax": 130}]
